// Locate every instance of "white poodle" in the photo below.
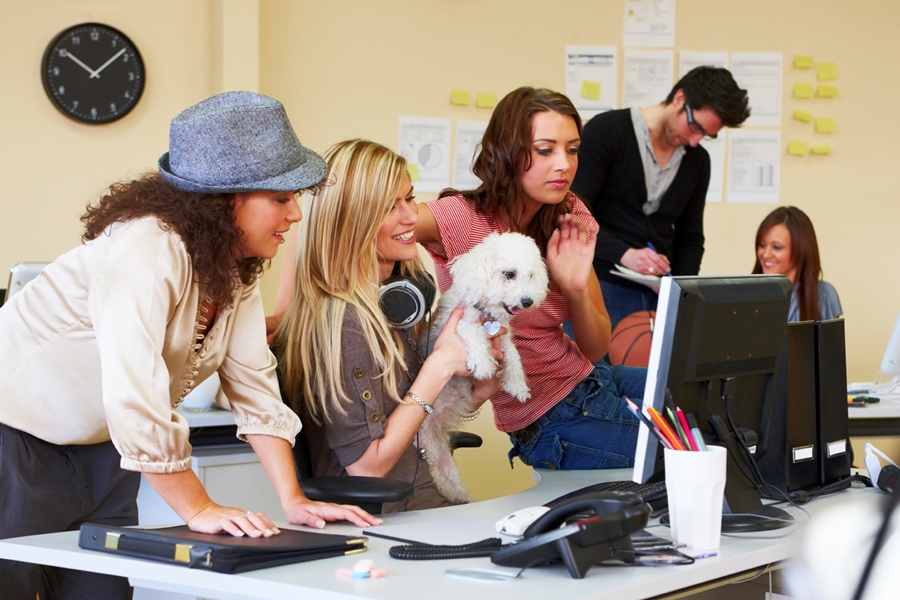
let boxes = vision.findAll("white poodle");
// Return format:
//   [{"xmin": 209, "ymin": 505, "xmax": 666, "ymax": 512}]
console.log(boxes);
[{"xmin": 419, "ymin": 232, "xmax": 549, "ymax": 503}]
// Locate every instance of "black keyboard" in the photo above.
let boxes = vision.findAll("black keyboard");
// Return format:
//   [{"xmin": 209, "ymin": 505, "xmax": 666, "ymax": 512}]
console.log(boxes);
[{"xmin": 545, "ymin": 480, "xmax": 668, "ymax": 510}]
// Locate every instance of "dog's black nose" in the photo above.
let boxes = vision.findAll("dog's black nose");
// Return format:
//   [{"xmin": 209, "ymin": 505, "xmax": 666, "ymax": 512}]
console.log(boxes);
[{"xmin": 521, "ymin": 297, "xmax": 533, "ymax": 308}]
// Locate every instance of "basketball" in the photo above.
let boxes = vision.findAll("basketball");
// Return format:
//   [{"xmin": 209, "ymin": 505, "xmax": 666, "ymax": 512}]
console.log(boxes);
[{"xmin": 609, "ymin": 311, "xmax": 656, "ymax": 367}]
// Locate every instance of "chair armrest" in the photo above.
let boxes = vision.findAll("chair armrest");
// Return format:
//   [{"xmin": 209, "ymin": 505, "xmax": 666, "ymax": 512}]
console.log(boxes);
[
  {"xmin": 299, "ymin": 476, "xmax": 413, "ymax": 506},
  {"xmin": 449, "ymin": 430, "xmax": 483, "ymax": 450}
]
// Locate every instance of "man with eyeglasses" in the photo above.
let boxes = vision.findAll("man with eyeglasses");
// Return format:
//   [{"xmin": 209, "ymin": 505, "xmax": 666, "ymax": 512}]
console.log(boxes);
[{"xmin": 570, "ymin": 66, "xmax": 750, "ymax": 331}]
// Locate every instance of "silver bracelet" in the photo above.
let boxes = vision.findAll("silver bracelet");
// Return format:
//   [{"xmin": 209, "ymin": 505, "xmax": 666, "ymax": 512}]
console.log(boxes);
[
  {"xmin": 406, "ymin": 390, "xmax": 432, "ymax": 415},
  {"xmin": 459, "ymin": 406, "xmax": 482, "ymax": 422}
]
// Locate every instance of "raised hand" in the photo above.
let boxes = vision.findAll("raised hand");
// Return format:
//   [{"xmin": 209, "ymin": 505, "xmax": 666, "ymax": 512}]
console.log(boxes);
[{"xmin": 546, "ymin": 213, "xmax": 597, "ymax": 299}]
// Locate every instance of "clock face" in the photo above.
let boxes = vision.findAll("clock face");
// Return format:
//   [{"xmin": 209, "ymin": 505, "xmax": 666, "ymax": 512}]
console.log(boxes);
[{"xmin": 41, "ymin": 23, "xmax": 145, "ymax": 124}]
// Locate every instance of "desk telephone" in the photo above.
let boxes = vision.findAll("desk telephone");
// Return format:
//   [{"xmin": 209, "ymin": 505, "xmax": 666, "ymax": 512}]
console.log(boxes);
[{"xmin": 490, "ymin": 491, "xmax": 650, "ymax": 579}]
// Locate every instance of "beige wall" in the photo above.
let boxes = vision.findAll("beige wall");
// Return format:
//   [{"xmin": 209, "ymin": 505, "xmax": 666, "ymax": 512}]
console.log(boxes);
[{"xmin": 3, "ymin": 0, "xmax": 898, "ymax": 498}]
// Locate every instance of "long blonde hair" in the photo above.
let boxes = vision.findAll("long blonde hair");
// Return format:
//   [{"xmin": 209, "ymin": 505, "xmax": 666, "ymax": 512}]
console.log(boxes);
[{"xmin": 277, "ymin": 139, "xmax": 427, "ymax": 423}]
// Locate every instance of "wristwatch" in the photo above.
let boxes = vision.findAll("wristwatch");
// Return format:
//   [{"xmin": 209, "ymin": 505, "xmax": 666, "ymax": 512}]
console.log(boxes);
[{"xmin": 406, "ymin": 391, "xmax": 432, "ymax": 415}]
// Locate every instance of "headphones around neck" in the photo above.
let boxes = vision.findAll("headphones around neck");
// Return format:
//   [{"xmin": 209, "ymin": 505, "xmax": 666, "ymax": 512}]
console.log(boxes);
[{"xmin": 378, "ymin": 262, "xmax": 437, "ymax": 330}]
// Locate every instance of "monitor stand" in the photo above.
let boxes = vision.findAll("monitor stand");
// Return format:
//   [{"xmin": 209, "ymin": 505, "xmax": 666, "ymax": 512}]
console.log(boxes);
[{"xmin": 717, "ymin": 435, "xmax": 793, "ymax": 532}]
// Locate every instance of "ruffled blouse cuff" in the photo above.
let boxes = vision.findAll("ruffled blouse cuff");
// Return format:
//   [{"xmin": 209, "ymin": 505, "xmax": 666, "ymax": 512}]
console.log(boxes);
[{"xmin": 120, "ymin": 455, "xmax": 193, "ymax": 474}]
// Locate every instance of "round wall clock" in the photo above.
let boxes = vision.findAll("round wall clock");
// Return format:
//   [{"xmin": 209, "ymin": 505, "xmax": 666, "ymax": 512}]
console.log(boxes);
[{"xmin": 41, "ymin": 23, "xmax": 145, "ymax": 124}]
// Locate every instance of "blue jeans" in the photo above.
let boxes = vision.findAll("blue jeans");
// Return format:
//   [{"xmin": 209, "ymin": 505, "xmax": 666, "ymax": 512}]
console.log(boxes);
[
  {"xmin": 599, "ymin": 279, "xmax": 658, "ymax": 331},
  {"xmin": 508, "ymin": 363, "xmax": 647, "ymax": 470}
]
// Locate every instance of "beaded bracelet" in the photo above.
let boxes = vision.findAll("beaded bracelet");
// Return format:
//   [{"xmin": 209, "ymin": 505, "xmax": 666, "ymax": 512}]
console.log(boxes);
[{"xmin": 459, "ymin": 406, "xmax": 482, "ymax": 422}]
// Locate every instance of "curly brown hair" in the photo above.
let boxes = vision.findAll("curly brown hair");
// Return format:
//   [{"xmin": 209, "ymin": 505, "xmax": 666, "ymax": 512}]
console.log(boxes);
[
  {"xmin": 81, "ymin": 172, "xmax": 265, "ymax": 307},
  {"xmin": 440, "ymin": 87, "xmax": 582, "ymax": 254}
]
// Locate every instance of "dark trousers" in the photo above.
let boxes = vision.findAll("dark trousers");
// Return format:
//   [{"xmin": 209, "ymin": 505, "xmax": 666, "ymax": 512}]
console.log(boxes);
[{"xmin": 0, "ymin": 424, "xmax": 140, "ymax": 600}]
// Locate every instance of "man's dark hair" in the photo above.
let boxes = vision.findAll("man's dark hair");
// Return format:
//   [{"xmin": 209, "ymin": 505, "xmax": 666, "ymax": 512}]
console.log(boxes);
[{"xmin": 665, "ymin": 66, "xmax": 750, "ymax": 127}]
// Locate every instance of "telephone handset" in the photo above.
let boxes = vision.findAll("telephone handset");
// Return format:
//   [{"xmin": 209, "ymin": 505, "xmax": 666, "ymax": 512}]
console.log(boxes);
[{"xmin": 491, "ymin": 491, "xmax": 650, "ymax": 579}]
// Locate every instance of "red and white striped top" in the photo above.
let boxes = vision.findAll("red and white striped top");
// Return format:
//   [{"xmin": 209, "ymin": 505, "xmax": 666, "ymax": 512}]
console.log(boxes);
[{"xmin": 424, "ymin": 193, "xmax": 596, "ymax": 433}]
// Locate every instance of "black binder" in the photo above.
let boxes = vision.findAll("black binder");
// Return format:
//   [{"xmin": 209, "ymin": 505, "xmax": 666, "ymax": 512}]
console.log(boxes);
[
  {"xmin": 757, "ymin": 321, "xmax": 820, "ymax": 494},
  {"xmin": 79, "ymin": 523, "xmax": 367, "ymax": 573},
  {"xmin": 815, "ymin": 318, "xmax": 851, "ymax": 486}
]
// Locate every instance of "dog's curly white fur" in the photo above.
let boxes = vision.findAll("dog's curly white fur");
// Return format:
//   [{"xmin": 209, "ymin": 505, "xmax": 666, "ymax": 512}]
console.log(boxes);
[{"xmin": 419, "ymin": 233, "xmax": 549, "ymax": 503}]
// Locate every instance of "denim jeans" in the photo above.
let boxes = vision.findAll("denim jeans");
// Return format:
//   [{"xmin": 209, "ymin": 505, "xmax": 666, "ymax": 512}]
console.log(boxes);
[
  {"xmin": 508, "ymin": 362, "xmax": 647, "ymax": 470},
  {"xmin": 599, "ymin": 279, "xmax": 658, "ymax": 331}
]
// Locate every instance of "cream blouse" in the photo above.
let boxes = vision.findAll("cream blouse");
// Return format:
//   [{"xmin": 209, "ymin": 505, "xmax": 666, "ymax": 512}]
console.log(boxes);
[{"xmin": 0, "ymin": 217, "xmax": 300, "ymax": 473}]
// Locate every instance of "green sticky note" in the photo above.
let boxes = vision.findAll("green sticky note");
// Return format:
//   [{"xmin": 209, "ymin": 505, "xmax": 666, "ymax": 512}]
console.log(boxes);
[
  {"xmin": 580, "ymin": 80, "xmax": 601, "ymax": 100},
  {"xmin": 815, "ymin": 118, "xmax": 836, "ymax": 133},
  {"xmin": 476, "ymin": 92, "xmax": 497, "ymax": 109},
  {"xmin": 787, "ymin": 141, "xmax": 808, "ymax": 156},
  {"xmin": 793, "ymin": 83, "xmax": 814, "ymax": 99},
  {"xmin": 793, "ymin": 109, "xmax": 814, "ymax": 123},
  {"xmin": 817, "ymin": 84, "xmax": 838, "ymax": 98},
  {"xmin": 450, "ymin": 89, "xmax": 471, "ymax": 106},
  {"xmin": 817, "ymin": 61, "xmax": 839, "ymax": 81},
  {"xmin": 407, "ymin": 163, "xmax": 419, "ymax": 181},
  {"xmin": 794, "ymin": 55, "xmax": 815, "ymax": 69},
  {"xmin": 810, "ymin": 144, "xmax": 832, "ymax": 155}
]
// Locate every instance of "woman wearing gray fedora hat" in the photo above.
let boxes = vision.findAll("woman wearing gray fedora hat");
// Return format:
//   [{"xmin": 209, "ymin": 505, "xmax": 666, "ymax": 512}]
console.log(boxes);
[{"xmin": 0, "ymin": 92, "xmax": 379, "ymax": 599}]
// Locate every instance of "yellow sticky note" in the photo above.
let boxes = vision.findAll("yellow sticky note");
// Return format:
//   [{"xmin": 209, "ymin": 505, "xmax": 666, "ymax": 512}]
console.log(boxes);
[
  {"xmin": 793, "ymin": 83, "xmax": 814, "ymax": 99},
  {"xmin": 450, "ymin": 89, "xmax": 471, "ymax": 106},
  {"xmin": 407, "ymin": 163, "xmax": 419, "ymax": 182},
  {"xmin": 580, "ymin": 80, "xmax": 601, "ymax": 100},
  {"xmin": 793, "ymin": 55, "xmax": 815, "ymax": 69},
  {"xmin": 793, "ymin": 109, "xmax": 814, "ymax": 123},
  {"xmin": 817, "ymin": 84, "xmax": 838, "ymax": 98},
  {"xmin": 787, "ymin": 141, "xmax": 808, "ymax": 156},
  {"xmin": 476, "ymin": 92, "xmax": 497, "ymax": 109},
  {"xmin": 810, "ymin": 144, "xmax": 832, "ymax": 155},
  {"xmin": 817, "ymin": 61, "xmax": 838, "ymax": 81},
  {"xmin": 815, "ymin": 117, "xmax": 836, "ymax": 133}
]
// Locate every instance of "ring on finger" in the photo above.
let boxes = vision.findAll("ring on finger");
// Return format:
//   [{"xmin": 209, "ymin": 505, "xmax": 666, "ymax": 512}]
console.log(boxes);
[{"xmin": 245, "ymin": 511, "xmax": 254, "ymax": 516}]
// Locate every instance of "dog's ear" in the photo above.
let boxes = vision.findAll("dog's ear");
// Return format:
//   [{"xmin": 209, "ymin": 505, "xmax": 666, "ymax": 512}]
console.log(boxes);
[{"xmin": 448, "ymin": 234, "xmax": 504, "ymax": 302}]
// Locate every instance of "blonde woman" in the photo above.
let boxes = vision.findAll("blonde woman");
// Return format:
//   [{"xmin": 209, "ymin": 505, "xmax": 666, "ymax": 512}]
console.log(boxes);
[{"xmin": 275, "ymin": 140, "xmax": 503, "ymax": 512}]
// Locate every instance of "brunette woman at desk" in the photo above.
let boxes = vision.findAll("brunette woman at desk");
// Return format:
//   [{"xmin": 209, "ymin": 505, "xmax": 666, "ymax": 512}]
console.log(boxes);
[
  {"xmin": 753, "ymin": 206, "xmax": 842, "ymax": 322},
  {"xmin": 0, "ymin": 93, "xmax": 378, "ymax": 600}
]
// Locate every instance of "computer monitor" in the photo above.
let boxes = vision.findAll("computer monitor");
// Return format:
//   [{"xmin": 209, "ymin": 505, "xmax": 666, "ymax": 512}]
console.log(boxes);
[
  {"xmin": 879, "ymin": 310, "xmax": 900, "ymax": 377},
  {"xmin": 633, "ymin": 274, "xmax": 794, "ymax": 531}
]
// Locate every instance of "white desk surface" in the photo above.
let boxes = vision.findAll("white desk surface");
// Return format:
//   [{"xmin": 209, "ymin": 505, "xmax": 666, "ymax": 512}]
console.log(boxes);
[
  {"xmin": 848, "ymin": 394, "xmax": 900, "ymax": 419},
  {"xmin": 177, "ymin": 406, "xmax": 236, "ymax": 428},
  {"xmin": 0, "ymin": 468, "xmax": 871, "ymax": 600}
]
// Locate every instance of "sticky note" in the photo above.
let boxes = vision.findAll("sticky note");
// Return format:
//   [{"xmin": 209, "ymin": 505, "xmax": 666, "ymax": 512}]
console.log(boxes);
[
  {"xmin": 810, "ymin": 144, "xmax": 832, "ymax": 155},
  {"xmin": 450, "ymin": 89, "xmax": 471, "ymax": 106},
  {"xmin": 817, "ymin": 61, "xmax": 839, "ymax": 81},
  {"xmin": 580, "ymin": 80, "xmax": 601, "ymax": 100},
  {"xmin": 793, "ymin": 55, "xmax": 814, "ymax": 69},
  {"xmin": 787, "ymin": 141, "xmax": 808, "ymax": 156},
  {"xmin": 476, "ymin": 92, "xmax": 497, "ymax": 109},
  {"xmin": 817, "ymin": 84, "xmax": 838, "ymax": 98},
  {"xmin": 407, "ymin": 163, "xmax": 419, "ymax": 182},
  {"xmin": 793, "ymin": 110, "xmax": 814, "ymax": 123},
  {"xmin": 793, "ymin": 83, "xmax": 814, "ymax": 99},
  {"xmin": 815, "ymin": 117, "xmax": 836, "ymax": 133}
]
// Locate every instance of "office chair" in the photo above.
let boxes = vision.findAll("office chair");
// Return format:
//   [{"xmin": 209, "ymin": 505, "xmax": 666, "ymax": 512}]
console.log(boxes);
[
  {"xmin": 4, "ymin": 262, "xmax": 49, "ymax": 304},
  {"xmin": 293, "ymin": 426, "xmax": 483, "ymax": 515}
]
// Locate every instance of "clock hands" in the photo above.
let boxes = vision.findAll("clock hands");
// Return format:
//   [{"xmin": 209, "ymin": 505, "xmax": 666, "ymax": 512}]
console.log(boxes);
[
  {"xmin": 90, "ymin": 48, "xmax": 127, "ymax": 79},
  {"xmin": 65, "ymin": 52, "xmax": 100, "ymax": 78}
]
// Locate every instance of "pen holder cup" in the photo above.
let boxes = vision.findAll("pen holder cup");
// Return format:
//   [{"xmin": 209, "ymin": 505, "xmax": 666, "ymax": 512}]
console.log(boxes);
[{"xmin": 664, "ymin": 446, "xmax": 727, "ymax": 552}]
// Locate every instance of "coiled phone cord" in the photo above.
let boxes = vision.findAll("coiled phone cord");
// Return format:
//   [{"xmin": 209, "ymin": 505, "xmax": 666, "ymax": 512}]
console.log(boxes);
[{"xmin": 389, "ymin": 537, "xmax": 506, "ymax": 560}]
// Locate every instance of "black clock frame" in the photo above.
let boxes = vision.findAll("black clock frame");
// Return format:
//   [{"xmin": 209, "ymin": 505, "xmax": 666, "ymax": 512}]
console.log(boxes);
[{"xmin": 41, "ymin": 23, "xmax": 145, "ymax": 124}]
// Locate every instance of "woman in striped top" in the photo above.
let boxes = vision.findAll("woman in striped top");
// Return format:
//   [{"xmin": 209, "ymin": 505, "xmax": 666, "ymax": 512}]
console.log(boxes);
[{"xmin": 416, "ymin": 87, "xmax": 648, "ymax": 470}]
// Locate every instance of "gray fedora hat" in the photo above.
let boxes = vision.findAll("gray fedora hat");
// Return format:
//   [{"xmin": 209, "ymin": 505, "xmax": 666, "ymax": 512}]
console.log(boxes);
[{"xmin": 158, "ymin": 91, "xmax": 327, "ymax": 194}]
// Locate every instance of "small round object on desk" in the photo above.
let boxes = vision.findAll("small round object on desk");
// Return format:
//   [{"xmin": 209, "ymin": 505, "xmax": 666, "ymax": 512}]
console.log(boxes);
[{"xmin": 609, "ymin": 310, "xmax": 655, "ymax": 367}]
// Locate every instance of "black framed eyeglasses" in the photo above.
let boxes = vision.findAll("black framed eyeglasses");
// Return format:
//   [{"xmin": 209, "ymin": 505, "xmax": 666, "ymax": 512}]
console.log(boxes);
[{"xmin": 684, "ymin": 105, "xmax": 717, "ymax": 140}]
